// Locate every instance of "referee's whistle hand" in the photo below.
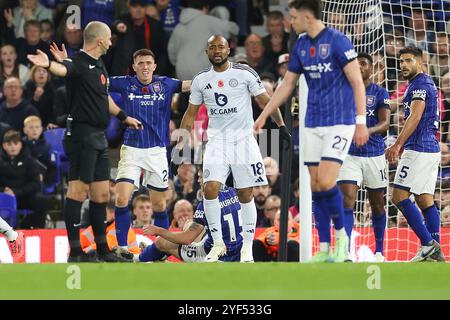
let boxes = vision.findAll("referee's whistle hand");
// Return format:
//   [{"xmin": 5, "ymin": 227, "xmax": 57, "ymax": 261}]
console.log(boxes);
[
  {"xmin": 124, "ymin": 116, "xmax": 143, "ymax": 129},
  {"xmin": 354, "ymin": 124, "xmax": 369, "ymax": 147}
]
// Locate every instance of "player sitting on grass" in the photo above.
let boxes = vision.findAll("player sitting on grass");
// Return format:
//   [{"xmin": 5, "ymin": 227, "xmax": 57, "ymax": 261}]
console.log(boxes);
[{"xmin": 135, "ymin": 167, "xmax": 244, "ymax": 262}]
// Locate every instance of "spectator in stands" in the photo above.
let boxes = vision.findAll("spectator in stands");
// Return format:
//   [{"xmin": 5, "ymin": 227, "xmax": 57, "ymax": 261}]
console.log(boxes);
[
  {"xmin": 260, "ymin": 195, "xmax": 281, "ymax": 227},
  {"xmin": 174, "ymin": 163, "xmax": 197, "ymax": 203},
  {"xmin": 148, "ymin": 0, "xmax": 181, "ymax": 36},
  {"xmin": 167, "ymin": 0, "xmax": 239, "ymax": 81},
  {"xmin": 111, "ymin": 0, "xmax": 168, "ymax": 76},
  {"xmin": 253, "ymin": 209, "xmax": 299, "ymax": 262},
  {"xmin": 442, "ymin": 206, "xmax": 450, "ymax": 227},
  {"xmin": 169, "ymin": 199, "xmax": 194, "ymax": 229},
  {"xmin": 7, "ymin": 20, "xmax": 51, "ymax": 68},
  {"xmin": 244, "ymin": 33, "xmax": 276, "ymax": 76},
  {"xmin": 0, "ymin": 44, "xmax": 30, "ymax": 86},
  {"xmin": 276, "ymin": 53, "xmax": 289, "ymax": 87},
  {"xmin": 262, "ymin": 11, "xmax": 289, "ymax": 63},
  {"xmin": 132, "ymin": 194, "xmax": 153, "ymax": 228},
  {"xmin": 80, "ymin": 201, "xmax": 141, "ymax": 256},
  {"xmin": 264, "ymin": 156, "xmax": 281, "ymax": 196},
  {"xmin": 22, "ymin": 115, "xmax": 55, "ymax": 184},
  {"xmin": 384, "ymin": 29, "xmax": 405, "ymax": 92},
  {"xmin": 440, "ymin": 72, "xmax": 450, "ymax": 141},
  {"xmin": 0, "ymin": 129, "xmax": 47, "ymax": 228},
  {"xmin": 0, "ymin": 77, "xmax": 39, "ymax": 132},
  {"xmin": 24, "ymin": 65, "xmax": 54, "ymax": 127},
  {"xmin": 39, "ymin": 19, "xmax": 54, "ymax": 44},
  {"xmin": 8, "ymin": 0, "xmax": 52, "ymax": 39},
  {"xmin": 372, "ymin": 53, "xmax": 386, "ymax": 88},
  {"xmin": 253, "ymin": 184, "xmax": 272, "ymax": 227},
  {"xmin": 61, "ymin": 24, "xmax": 82, "ymax": 58},
  {"xmin": 326, "ymin": 10, "xmax": 346, "ymax": 34},
  {"xmin": 405, "ymin": 8, "xmax": 434, "ymax": 53},
  {"xmin": 430, "ymin": 32, "xmax": 449, "ymax": 87},
  {"xmin": 289, "ymin": 178, "xmax": 299, "ymax": 221}
]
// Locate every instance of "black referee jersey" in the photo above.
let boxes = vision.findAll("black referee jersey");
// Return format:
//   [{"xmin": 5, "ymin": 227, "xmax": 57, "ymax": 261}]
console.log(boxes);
[{"xmin": 61, "ymin": 51, "xmax": 110, "ymax": 130}]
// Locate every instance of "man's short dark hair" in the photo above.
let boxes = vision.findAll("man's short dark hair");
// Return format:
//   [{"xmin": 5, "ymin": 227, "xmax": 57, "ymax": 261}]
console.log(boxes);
[
  {"xmin": 133, "ymin": 49, "xmax": 156, "ymax": 62},
  {"xmin": 399, "ymin": 46, "xmax": 423, "ymax": 58},
  {"xmin": 187, "ymin": 0, "xmax": 207, "ymax": 10},
  {"xmin": 2, "ymin": 130, "xmax": 21, "ymax": 144},
  {"xmin": 40, "ymin": 19, "xmax": 54, "ymax": 29},
  {"xmin": 288, "ymin": 0, "xmax": 323, "ymax": 20},
  {"xmin": 132, "ymin": 194, "xmax": 151, "ymax": 209},
  {"xmin": 357, "ymin": 52, "xmax": 373, "ymax": 65},
  {"xmin": 24, "ymin": 20, "xmax": 41, "ymax": 32},
  {"xmin": 267, "ymin": 10, "xmax": 284, "ymax": 21}
]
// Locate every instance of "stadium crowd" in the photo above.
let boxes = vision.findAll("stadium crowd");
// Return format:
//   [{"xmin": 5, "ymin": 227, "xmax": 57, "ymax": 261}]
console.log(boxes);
[{"xmin": 0, "ymin": 0, "xmax": 449, "ymax": 261}]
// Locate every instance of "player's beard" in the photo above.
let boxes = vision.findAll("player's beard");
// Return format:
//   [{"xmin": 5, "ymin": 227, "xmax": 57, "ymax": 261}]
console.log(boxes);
[
  {"xmin": 209, "ymin": 56, "xmax": 228, "ymax": 67},
  {"xmin": 402, "ymin": 67, "xmax": 417, "ymax": 80}
]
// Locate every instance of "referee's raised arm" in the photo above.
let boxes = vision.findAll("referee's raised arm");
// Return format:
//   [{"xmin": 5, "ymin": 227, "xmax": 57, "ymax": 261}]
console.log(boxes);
[{"xmin": 27, "ymin": 49, "xmax": 68, "ymax": 78}]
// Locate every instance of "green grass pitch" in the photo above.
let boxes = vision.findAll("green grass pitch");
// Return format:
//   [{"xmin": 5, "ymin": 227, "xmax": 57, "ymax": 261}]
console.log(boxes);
[{"xmin": 0, "ymin": 263, "xmax": 449, "ymax": 300}]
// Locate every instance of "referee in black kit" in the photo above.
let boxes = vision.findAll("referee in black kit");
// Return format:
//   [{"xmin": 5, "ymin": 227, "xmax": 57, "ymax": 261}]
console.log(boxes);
[{"xmin": 28, "ymin": 21, "xmax": 142, "ymax": 262}]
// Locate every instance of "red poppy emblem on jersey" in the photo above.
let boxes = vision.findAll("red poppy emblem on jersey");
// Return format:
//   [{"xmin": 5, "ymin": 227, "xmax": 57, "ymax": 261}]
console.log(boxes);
[
  {"xmin": 310, "ymin": 46, "xmax": 316, "ymax": 57},
  {"xmin": 218, "ymin": 80, "xmax": 224, "ymax": 88},
  {"xmin": 141, "ymin": 86, "xmax": 149, "ymax": 93},
  {"xmin": 100, "ymin": 74, "xmax": 106, "ymax": 85}
]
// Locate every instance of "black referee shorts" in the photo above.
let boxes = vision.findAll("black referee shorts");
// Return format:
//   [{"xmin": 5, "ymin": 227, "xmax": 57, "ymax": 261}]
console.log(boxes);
[{"xmin": 63, "ymin": 131, "xmax": 110, "ymax": 184}]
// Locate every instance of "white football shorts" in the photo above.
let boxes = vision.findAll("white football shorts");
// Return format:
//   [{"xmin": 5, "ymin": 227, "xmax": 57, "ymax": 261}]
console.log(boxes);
[{"xmin": 338, "ymin": 154, "xmax": 388, "ymax": 190}]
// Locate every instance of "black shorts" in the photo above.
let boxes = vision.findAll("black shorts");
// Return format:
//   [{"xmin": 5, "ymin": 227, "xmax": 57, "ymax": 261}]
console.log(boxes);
[{"xmin": 63, "ymin": 130, "xmax": 110, "ymax": 183}]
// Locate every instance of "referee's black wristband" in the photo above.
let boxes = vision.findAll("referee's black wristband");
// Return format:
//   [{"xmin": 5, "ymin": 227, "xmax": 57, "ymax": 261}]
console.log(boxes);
[{"xmin": 116, "ymin": 110, "xmax": 127, "ymax": 122}]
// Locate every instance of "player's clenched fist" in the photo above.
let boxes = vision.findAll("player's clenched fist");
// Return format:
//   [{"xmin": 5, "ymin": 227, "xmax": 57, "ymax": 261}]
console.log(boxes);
[{"xmin": 354, "ymin": 124, "xmax": 369, "ymax": 147}]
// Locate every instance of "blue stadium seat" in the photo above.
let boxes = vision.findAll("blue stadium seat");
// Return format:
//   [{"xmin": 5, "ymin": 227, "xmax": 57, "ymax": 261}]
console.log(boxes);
[
  {"xmin": 43, "ymin": 128, "xmax": 68, "ymax": 202},
  {"xmin": 0, "ymin": 193, "xmax": 17, "ymax": 228}
]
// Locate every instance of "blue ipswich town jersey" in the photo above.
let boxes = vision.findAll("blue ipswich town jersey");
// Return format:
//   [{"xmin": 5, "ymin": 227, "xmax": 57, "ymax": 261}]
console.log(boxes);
[
  {"xmin": 288, "ymin": 27, "xmax": 357, "ymax": 127},
  {"xmin": 349, "ymin": 83, "xmax": 390, "ymax": 157},
  {"xmin": 194, "ymin": 188, "xmax": 243, "ymax": 261},
  {"xmin": 402, "ymin": 73, "xmax": 439, "ymax": 153},
  {"xmin": 109, "ymin": 75, "xmax": 181, "ymax": 148}
]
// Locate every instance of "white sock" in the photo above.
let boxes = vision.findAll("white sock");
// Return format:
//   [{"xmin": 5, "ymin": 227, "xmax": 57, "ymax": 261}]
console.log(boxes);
[
  {"xmin": 204, "ymin": 198, "xmax": 225, "ymax": 246},
  {"xmin": 320, "ymin": 242, "xmax": 330, "ymax": 253},
  {"xmin": 335, "ymin": 227, "xmax": 347, "ymax": 239},
  {"xmin": 240, "ymin": 199, "xmax": 257, "ymax": 247},
  {"xmin": 0, "ymin": 217, "xmax": 17, "ymax": 241}
]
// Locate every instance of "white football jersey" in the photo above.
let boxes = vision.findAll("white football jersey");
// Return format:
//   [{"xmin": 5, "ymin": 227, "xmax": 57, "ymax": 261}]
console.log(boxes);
[{"xmin": 189, "ymin": 62, "xmax": 266, "ymax": 142}]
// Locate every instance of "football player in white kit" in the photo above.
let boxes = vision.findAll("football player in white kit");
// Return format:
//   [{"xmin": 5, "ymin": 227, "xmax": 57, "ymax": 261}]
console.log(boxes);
[{"xmin": 172, "ymin": 35, "xmax": 291, "ymax": 262}]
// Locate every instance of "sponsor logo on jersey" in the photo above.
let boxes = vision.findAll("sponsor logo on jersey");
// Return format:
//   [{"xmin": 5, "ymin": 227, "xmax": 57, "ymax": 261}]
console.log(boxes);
[
  {"xmin": 204, "ymin": 83, "xmax": 212, "ymax": 90},
  {"xmin": 229, "ymin": 78, "xmax": 238, "ymax": 88},
  {"xmin": 214, "ymin": 93, "xmax": 228, "ymax": 107},
  {"xmin": 367, "ymin": 95, "xmax": 375, "ymax": 107},
  {"xmin": 152, "ymin": 82, "xmax": 162, "ymax": 93},
  {"xmin": 128, "ymin": 93, "xmax": 165, "ymax": 102},
  {"xmin": 319, "ymin": 44, "xmax": 330, "ymax": 59},
  {"xmin": 303, "ymin": 63, "xmax": 332, "ymax": 79},
  {"xmin": 384, "ymin": 98, "xmax": 391, "ymax": 105}
]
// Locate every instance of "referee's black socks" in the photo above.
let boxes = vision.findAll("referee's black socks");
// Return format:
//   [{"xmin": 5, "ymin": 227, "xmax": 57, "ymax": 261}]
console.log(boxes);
[
  {"xmin": 89, "ymin": 201, "xmax": 110, "ymax": 255},
  {"xmin": 64, "ymin": 198, "xmax": 83, "ymax": 257}
]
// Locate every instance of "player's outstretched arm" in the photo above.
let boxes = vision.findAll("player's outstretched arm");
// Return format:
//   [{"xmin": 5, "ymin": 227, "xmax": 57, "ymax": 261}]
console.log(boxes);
[
  {"xmin": 343, "ymin": 59, "xmax": 369, "ymax": 147},
  {"xmin": 177, "ymin": 102, "xmax": 200, "ymax": 147},
  {"xmin": 27, "ymin": 50, "xmax": 67, "ymax": 77},
  {"xmin": 254, "ymin": 71, "xmax": 300, "ymax": 132},
  {"xmin": 181, "ymin": 80, "xmax": 192, "ymax": 93},
  {"xmin": 143, "ymin": 222, "xmax": 204, "ymax": 245},
  {"xmin": 386, "ymin": 100, "xmax": 425, "ymax": 162}
]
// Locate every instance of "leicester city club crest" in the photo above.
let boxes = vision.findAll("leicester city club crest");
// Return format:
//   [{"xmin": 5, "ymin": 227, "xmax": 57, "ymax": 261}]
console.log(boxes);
[
  {"xmin": 152, "ymin": 82, "xmax": 161, "ymax": 93},
  {"xmin": 319, "ymin": 44, "xmax": 330, "ymax": 59}
]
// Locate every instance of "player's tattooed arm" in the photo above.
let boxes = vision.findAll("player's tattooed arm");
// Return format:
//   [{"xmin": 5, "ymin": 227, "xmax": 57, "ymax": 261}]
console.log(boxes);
[{"xmin": 144, "ymin": 221, "xmax": 204, "ymax": 245}]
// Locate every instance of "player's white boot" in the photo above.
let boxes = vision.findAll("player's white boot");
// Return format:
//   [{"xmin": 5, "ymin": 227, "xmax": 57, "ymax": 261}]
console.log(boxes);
[
  {"xmin": 410, "ymin": 240, "xmax": 442, "ymax": 262},
  {"xmin": 374, "ymin": 252, "xmax": 385, "ymax": 262},
  {"xmin": 240, "ymin": 243, "xmax": 254, "ymax": 263},
  {"xmin": 205, "ymin": 243, "xmax": 227, "ymax": 262}
]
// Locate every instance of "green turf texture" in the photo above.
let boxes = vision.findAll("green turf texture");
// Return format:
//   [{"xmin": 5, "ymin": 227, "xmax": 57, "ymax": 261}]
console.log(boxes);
[{"xmin": 0, "ymin": 263, "xmax": 449, "ymax": 300}]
